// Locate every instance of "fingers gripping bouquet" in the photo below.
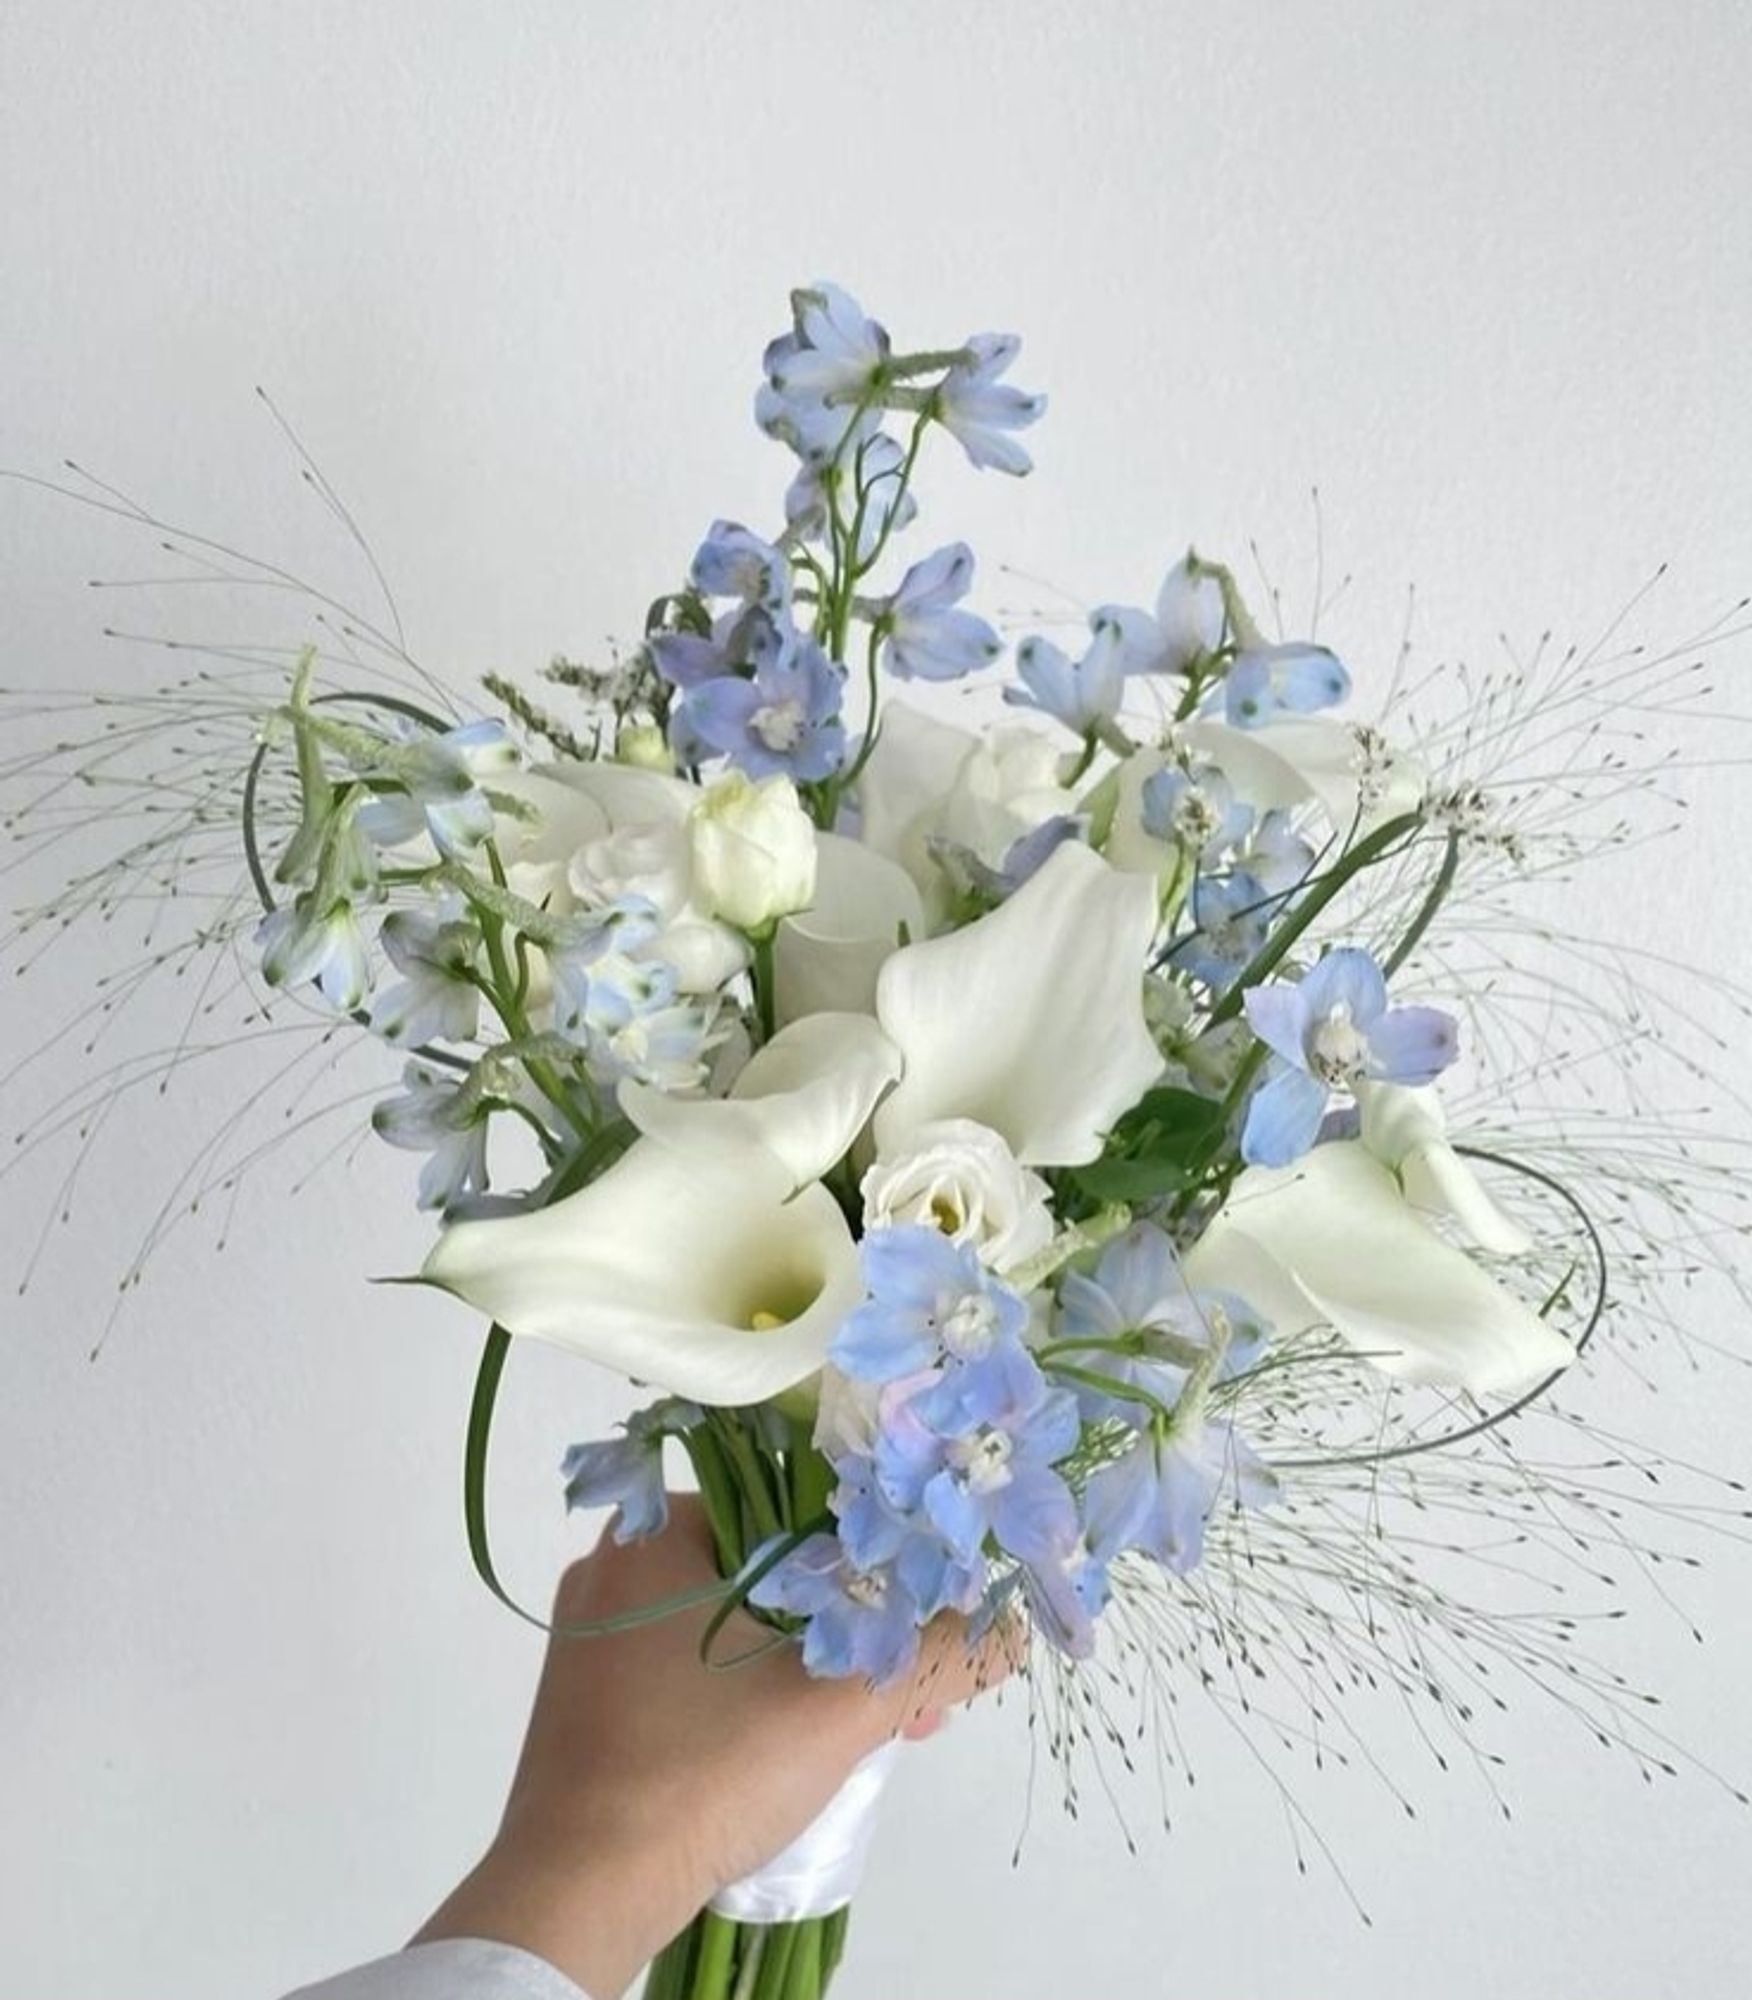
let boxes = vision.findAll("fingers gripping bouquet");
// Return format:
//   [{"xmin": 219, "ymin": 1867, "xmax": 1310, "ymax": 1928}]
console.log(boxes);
[{"xmin": 224, "ymin": 284, "xmax": 1584, "ymax": 1995}]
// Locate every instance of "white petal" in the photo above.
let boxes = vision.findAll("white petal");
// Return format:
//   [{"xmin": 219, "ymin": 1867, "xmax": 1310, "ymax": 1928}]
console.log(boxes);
[
  {"xmin": 1105, "ymin": 747, "xmax": 1176, "ymax": 877},
  {"xmin": 422, "ymin": 1139, "xmax": 864, "ymax": 1406},
  {"xmin": 1183, "ymin": 1143, "xmax": 1574, "ymax": 1397},
  {"xmin": 854, "ymin": 701, "xmax": 979, "ymax": 892},
  {"xmin": 620, "ymin": 1012, "xmax": 902, "ymax": 1192},
  {"xmin": 539, "ymin": 759, "xmax": 699, "ymax": 828},
  {"xmin": 1357, "ymin": 1082, "xmax": 1532, "ymax": 1254},
  {"xmin": 873, "ymin": 841, "xmax": 1163, "ymax": 1167},
  {"xmin": 775, "ymin": 832, "xmax": 925, "ymax": 1023},
  {"xmin": 490, "ymin": 769, "xmax": 612, "ymax": 870},
  {"xmin": 1179, "ymin": 718, "xmax": 1423, "ymax": 835}
]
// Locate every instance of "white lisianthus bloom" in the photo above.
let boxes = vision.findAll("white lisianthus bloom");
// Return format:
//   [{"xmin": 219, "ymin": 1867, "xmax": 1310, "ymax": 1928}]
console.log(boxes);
[
  {"xmin": 421, "ymin": 1138, "xmax": 864, "ymax": 1405},
  {"xmin": 690, "ymin": 771, "xmax": 819, "ymax": 935},
  {"xmin": 860, "ymin": 1117, "xmax": 1054, "ymax": 1274},
  {"xmin": 1355, "ymin": 1081, "xmax": 1533, "ymax": 1255},
  {"xmin": 1182, "ymin": 1141, "xmax": 1574, "ymax": 1396}
]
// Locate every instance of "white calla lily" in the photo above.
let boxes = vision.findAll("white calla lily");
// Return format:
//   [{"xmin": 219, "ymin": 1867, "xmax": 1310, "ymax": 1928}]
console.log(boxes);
[
  {"xmin": 855, "ymin": 702, "xmax": 979, "ymax": 895},
  {"xmin": 1356, "ymin": 1082, "xmax": 1532, "ymax": 1255},
  {"xmin": 1182, "ymin": 1142, "xmax": 1574, "ymax": 1396},
  {"xmin": 619, "ymin": 1012, "xmax": 902, "ymax": 1193},
  {"xmin": 774, "ymin": 832, "xmax": 924, "ymax": 1024},
  {"xmin": 873, "ymin": 840, "xmax": 1163, "ymax": 1167},
  {"xmin": 421, "ymin": 1138, "xmax": 864, "ymax": 1406}
]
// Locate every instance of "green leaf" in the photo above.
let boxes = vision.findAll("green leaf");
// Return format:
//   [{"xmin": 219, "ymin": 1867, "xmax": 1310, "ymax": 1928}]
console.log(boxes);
[{"xmin": 1068, "ymin": 1085, "xmax": 1227, "ymax": 1202}]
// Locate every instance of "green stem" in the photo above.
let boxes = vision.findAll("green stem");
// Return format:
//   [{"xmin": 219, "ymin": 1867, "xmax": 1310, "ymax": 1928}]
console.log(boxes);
[
  {"xmin": 758, "ymin": 1924, "xmax": 798, "ymax": 2000},
  {"xmin": 731, "ymin": 1928, "xmax": 769, "ymax": 2000},
  {"xmin": 1381, "ymin": 828, "xmax": 1461, "ymax": 977},
  {"xmin": 1200, "ymin": 811, "xmax": 1425, "ymax": 1031},
  {"xmin": 690, "ymin": 1912, "xmax": 740, "ymax": 2000},
  {"xmin": 750, "ymin": 929, "xmax": 778, "ymax": 1044}
]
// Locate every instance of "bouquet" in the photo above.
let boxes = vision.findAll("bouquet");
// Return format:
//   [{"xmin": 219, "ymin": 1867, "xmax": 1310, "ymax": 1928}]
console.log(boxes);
[{"xmin": 5, "ymin": 282, "xmax": 1745, "ymax": 2000}]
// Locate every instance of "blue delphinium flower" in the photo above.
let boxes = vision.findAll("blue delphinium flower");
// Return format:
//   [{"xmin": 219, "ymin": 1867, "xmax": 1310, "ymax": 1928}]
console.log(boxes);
[
  {"xmin": 831, "ymin": 1224, "xmax": 1030, "ymax": 1387},
  {"xmin": 1222, "ymin": 641, "xmax": 1349, "ymax": 728},
  {"xmin": 1140, "ymin": 761, "xmax": 1252, "ymax": 866},
  {"xmin": 561, "ymin": 1397, "xmax": 702, "ymax": 1545},
  {"xmin": 689, "ymin": 520, "xmax": 793, "ymax": 620},
  {"xmin": 832, "ymin": 1449, "xmax": 987, "ymax": 1620},
  {"xmin": 747, "ymin": 1532, "xmax": 923, "ymax": 1684},
  {"xmin": 677, "ymin": 633, "xmax": 848, "ymax": 782},
  {"xmin": 1241, "ymin": 946, "xmax": 1460, "ymax": 1167},
  {"xmin": 783, "ymin": 430, "xmax": 918, "ymax": 555},
  {"xmin": 1094, "ymin": 552, "xmax": 1226, "ymax": 679},
  {"xmin": 371, "ymin": 1058, "xmax": 491, "ymax": 1212},
  {"xmin": 876, "ymin": 1344, "xmax": 1081, "ymax": 1568},
  {"xmin": 648, "ymin": 603, "xmax": 791, "ymax": 702},
  {"xmin": 1234, "ymin": 808, "xmax": 1316, "ymax": 897},
  {"xmin": 1015, "ymin": 1537, "xmax": 1112, "ymax": 1660},
  {"xmin": 928, "ymin": 814, "xmax": 1088, "ymax": 907},
  {"xmin": 1083, "ymin": 1419, "xmax": 1280, "ymax": 1576},
  {"xmin": 1166, "ymin": 871, "xmax": 1270, "ymax": 992},
  {"xmin": 355, "ymin": 719, "xmax": 519, "ymax": 861},
  {"xmin": 258, "ymin": 892, "xmax": 372, "ymax": 1012},
  {"xmin": 877, "ymin": 543, "xmax": 1001, "ymax": 682},
  {"xmin": 762, "ymin": 283, "xmax": 892, "ymax": 416},
  {"xmin": 368, "ymin": 909, "xmax": 481, "ymax": 1047},
  {"xmin": 1003, "ymin": 624, "xmax": 1126, "ymax": 736},
  {"xmin": 1055, "ymin": 1221, "xmax": 1269, "ymax": 1426},
  {"xmin": 933, "ymin": 333, "xmax": 1046, "ymax": 474}
]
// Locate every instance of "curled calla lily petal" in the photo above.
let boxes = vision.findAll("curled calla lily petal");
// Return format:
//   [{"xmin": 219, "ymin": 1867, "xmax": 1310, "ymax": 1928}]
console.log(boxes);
[
  {"xmin": 855, "ymin": 701, "xmax": 980, "ymax": 893},
  {"xmin": 422, "ymin": 1138, "xmax": 865, "ymax": 1406},
  {"xmin": 1356, "ymin": 1082, "xmax": 1533, "ymax": 1255},
  {"xmin": 873, "ymin": 840, "xmax": 1163, "ymax": 1167},
  {"xmin": 1178, "ymin": 718, "xmax": 1425, "ymax": 835},
  {"xmin": 775, "ymin": 832, "xmax": 926, "ymax": 1024},
  {"xmin": 620, "ymin": 1012, "xmax": 903, "ymax": 1193},
  {"xmin": 1182, "ymin": 1142, "xmax": 1574, "ymax": 1397}
]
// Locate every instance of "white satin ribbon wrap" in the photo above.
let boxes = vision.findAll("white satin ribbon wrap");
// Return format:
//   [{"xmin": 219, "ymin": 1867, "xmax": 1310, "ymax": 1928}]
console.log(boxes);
[{"xmin": 708, "ymin": 1740, "xmax": 901, "ymax": 1923}]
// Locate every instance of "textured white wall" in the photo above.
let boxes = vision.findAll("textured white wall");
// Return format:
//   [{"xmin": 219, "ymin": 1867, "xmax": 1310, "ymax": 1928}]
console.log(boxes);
[{"xmin": 2, "ymin": 3, "xmax": 1750, "ymax": 1995}]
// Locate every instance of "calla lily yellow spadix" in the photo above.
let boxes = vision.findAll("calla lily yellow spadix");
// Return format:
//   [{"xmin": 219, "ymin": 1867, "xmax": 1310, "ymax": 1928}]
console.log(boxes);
[
  {"xmin": 1183, "ymin": 1140, "xmax": 1575, "ymax": 1398},
  {"xmin": 420, "ymin": 1138, "xmax": 864, "ymax": 1406}
]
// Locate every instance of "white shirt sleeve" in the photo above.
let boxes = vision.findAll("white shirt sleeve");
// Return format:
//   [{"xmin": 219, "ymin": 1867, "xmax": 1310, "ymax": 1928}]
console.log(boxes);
[{"xmin": 285, "ymin": 1938, "xmax": 591, "ymax": 2000}]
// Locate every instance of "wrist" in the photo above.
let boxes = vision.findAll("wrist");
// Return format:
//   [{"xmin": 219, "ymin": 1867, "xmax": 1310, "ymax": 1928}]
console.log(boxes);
[{"xmin": 416, "ymin": 1822, "xmax": 702, "ymax": 2000}]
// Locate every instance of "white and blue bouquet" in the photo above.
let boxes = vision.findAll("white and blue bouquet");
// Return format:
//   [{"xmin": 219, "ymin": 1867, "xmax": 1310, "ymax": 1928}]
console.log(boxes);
[{"xmin": 6, "ymin": 283, "xmax": 1745, "ymax": 2000}]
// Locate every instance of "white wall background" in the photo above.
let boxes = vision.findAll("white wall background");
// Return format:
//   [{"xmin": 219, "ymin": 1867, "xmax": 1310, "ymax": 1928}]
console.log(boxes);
[{"xmin": 2, "ymin": 3, "xmax": 1750, "ymax": 1995}]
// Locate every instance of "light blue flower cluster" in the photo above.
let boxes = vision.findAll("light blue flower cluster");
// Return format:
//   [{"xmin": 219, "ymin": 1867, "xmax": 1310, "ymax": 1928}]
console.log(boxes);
[
  {"xmin": 738, "ymin": 1221, "xmax": 1279, "ymax": 1683},
  {"xmin": 646, "ymin": 284, "xmax": 1043, "ymax": 787}
]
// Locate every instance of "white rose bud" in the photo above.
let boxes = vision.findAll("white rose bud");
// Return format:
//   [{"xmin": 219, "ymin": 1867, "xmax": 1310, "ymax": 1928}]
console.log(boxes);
[
  {"xmin": 861, "ymin": 1118, "xmax": 1056, "ymax": 1275},
  {"xmin": 615, "ymin": 720, "xmax": 674, "ymax": 771},
  {"xmin": 689, "ymin": 771, "xmax": 819, "ymax": 936}
]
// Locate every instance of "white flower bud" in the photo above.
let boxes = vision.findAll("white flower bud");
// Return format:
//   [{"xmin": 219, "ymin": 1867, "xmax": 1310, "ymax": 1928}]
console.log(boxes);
[{"xmin": 689, "ymin": 772, "xmax": 819, "ymax": 935}]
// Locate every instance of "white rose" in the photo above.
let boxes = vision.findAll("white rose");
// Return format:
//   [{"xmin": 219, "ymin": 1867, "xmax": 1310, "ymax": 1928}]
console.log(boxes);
[
  {"xmin": 860, "ymin": 1117, "xmax": 1056, "ymax": 1274},
  {"xmin": 690, "ymin": 772, "xmax": 819, "ymax": 935},
  {"xmin": 570, "ymin": 816, "xmax": 748, "ymax": 993}
]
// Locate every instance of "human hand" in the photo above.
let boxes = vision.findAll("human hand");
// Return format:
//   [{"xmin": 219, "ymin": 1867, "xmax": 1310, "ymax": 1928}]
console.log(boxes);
[{"xmin": 413, "ymin": 1496, "xmax": 1016, "ymax": 1998}]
